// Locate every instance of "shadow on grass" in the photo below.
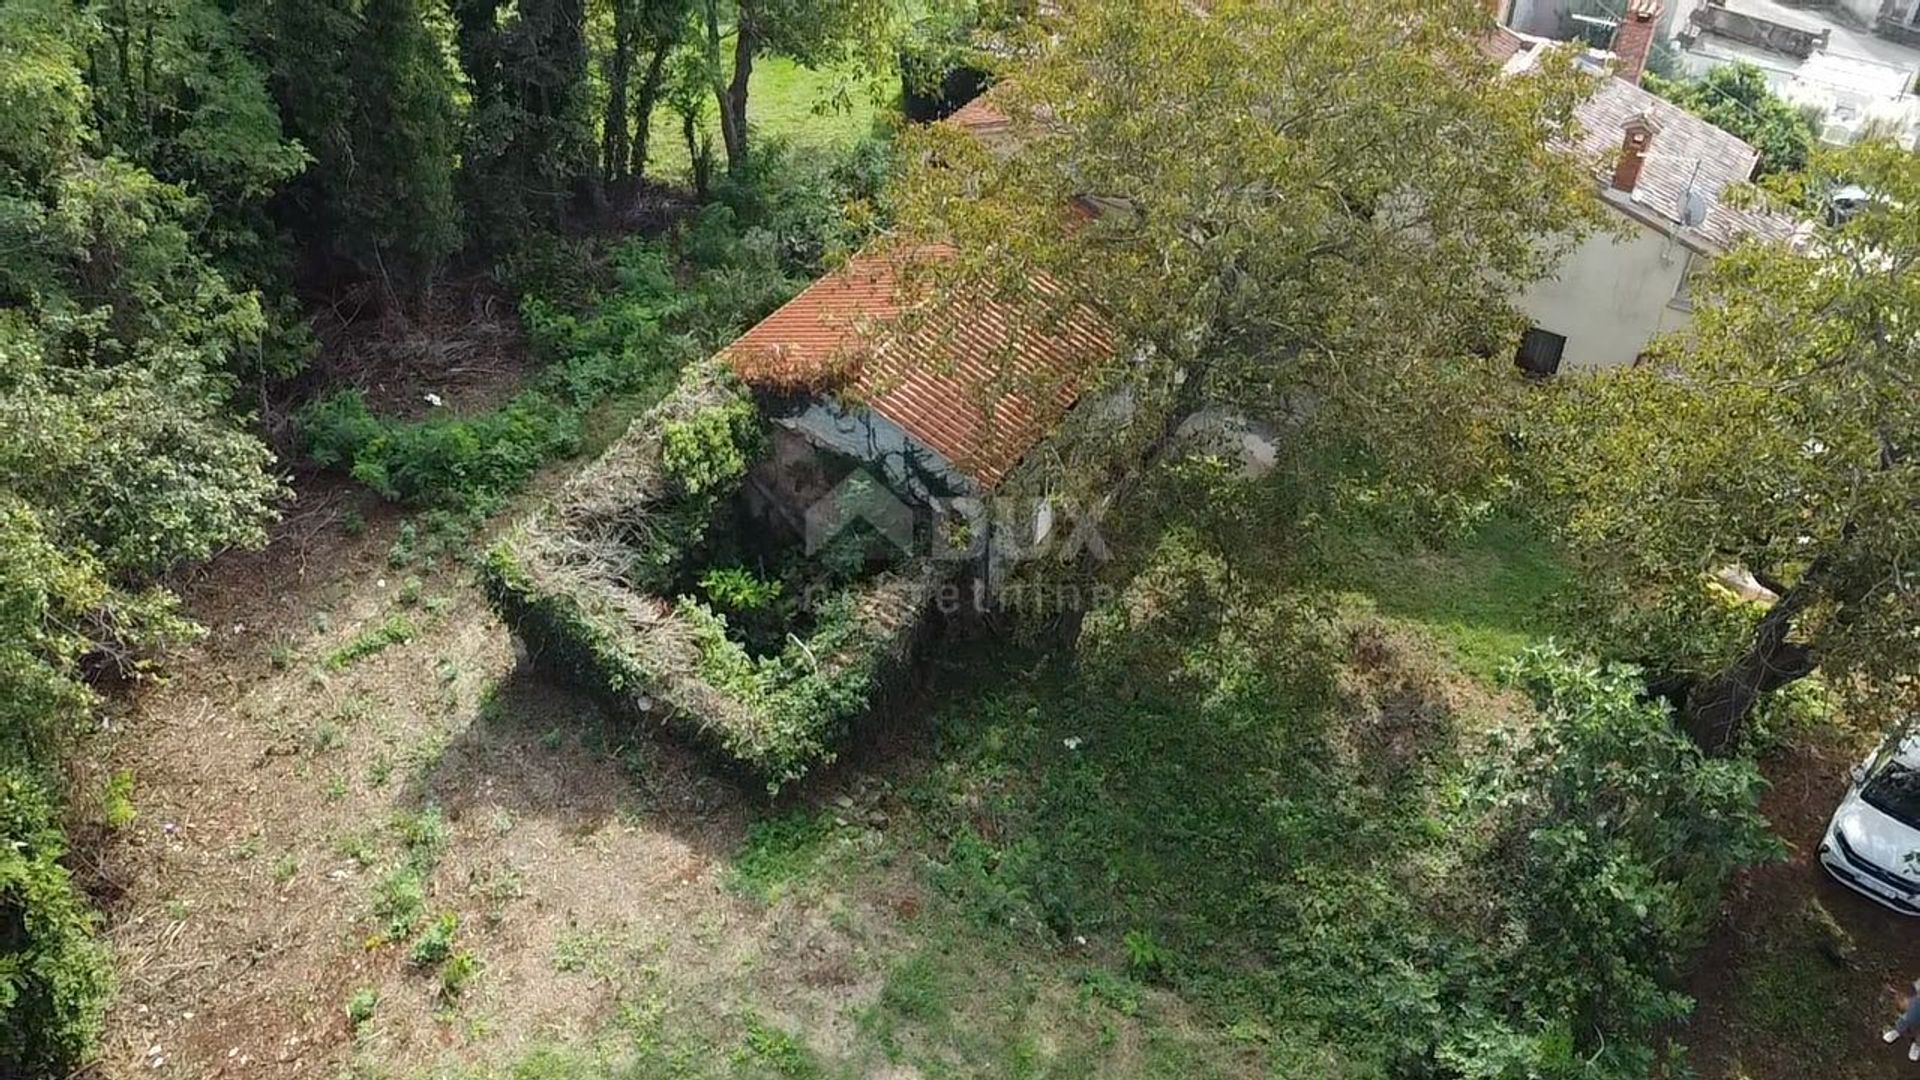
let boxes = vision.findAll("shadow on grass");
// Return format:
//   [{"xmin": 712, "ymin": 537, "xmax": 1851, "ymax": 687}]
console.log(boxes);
[{"xmin": 404, "ymin": 664, "xmax": 750, "ymax": 857}]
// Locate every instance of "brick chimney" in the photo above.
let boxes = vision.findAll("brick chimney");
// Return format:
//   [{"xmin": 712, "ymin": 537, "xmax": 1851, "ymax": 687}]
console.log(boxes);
[
  {"xmin": 1612, "ymin": 112, "xmax": 1660, "ymax": 194},
  {"xmin": 1612, "ymin": 0, "xmax": 1662, "ymax": 86}
]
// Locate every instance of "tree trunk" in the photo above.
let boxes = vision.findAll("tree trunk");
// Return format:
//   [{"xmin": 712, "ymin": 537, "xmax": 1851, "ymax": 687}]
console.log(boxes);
[
  {"xmin": 1682, "ymin": 581, "xmax": 1819, "ymax": 754},
  {"xmin": 603, "ymin": 0, "xmax": 633, "ymax": 188},
  {"xmin": 631, "ymin": 39, "xmax": 671, "ymax": 180},
  {"xmin": 709, "ymin": 0, "xmax": 753, "ymax": 177}
]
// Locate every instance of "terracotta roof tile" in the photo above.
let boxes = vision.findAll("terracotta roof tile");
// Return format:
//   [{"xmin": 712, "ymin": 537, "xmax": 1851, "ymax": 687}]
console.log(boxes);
[{"xmin": 720, "ymin": 246, "xmax": 1114, "ymax": 488}]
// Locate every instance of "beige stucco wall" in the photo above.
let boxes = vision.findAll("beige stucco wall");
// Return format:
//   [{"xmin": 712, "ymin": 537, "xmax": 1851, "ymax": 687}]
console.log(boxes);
[{"xmin": 1515, "ymin": 216, "xmax": 1696, "ymax": 371}]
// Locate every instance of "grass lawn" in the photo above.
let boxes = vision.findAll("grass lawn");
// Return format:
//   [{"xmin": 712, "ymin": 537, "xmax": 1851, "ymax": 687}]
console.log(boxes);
[
  {"xmin": 1326, "ymin": 517, "xmax": 1575, "ymax": 681},
  {"xmin": 645, "ymin": 57, "xmax": 896, "ymax": 181}
]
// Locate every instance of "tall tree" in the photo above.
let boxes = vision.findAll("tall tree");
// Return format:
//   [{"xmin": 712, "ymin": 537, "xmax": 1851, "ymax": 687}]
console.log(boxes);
[
  {"xmin": 602, "ymin": 0, "xmax": 691, "ymax": 189},
  {"xmin": 1520, "ymin": 142, "xmax": 1920, "ymax": 751},
  {"xmin": 1, "ymin": 4, "xmax": 283, "ymax": 1064},
  {"xmin": 457, "ymin": 0, "xmax": 596, "ymax": 238},
  {"xmin": 888, "ymin": 0, "xmax": 1600, "ymax": 498},
  {"xmin": 260, "ymin": 0, "xmax": 462, "ymax": 298},
  {"xmin": 702, "ymin": 0, "xmax": 896, "ymax": 176}
]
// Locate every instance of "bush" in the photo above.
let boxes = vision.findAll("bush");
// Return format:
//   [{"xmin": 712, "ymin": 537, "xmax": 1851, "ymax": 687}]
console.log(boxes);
[
  {"xmin": 0, "ymin": 768, "xmax": 113, "ymax": 1077},
  {"xmin": 300, "ymin": 229, "xmax": 797, "ymax": 517},
  {"xmin": 1465, "ymin": 645, "xmax": 1784, "ymax": 1075}
]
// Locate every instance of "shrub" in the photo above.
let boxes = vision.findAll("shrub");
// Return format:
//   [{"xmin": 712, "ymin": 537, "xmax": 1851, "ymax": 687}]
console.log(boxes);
[
  {"xmin": 1465, "ymin": 645, "xmax": 1784, "ymax": 1075},
  {"xmin": 300, "ymin": 230, "xmax": 788, "ymax": 518},
  {"xmin": 409, "ymin": 912, "xmax": 458, "ymax": 967},
  {"xmin": 0, "ymin": 769, "xmax": 113, "ymax": 1077}
]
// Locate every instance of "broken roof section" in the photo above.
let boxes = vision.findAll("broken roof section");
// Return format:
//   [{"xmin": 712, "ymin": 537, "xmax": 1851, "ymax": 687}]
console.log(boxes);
[{"xmin": 719, "ymin": 243, "xmax": 1114, "ymax": 490}]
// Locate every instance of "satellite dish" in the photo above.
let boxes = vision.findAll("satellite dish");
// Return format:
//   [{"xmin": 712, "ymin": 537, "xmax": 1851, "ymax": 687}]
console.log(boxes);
[{"xmin": 1679, "ymin": 187, "xmax": 1709, "ymax": 230}]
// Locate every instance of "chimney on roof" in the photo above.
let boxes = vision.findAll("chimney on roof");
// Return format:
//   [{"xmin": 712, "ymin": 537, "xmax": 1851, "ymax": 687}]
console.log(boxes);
[
  {"xmin": 1611, "ymin": 0, "xmax": 1662, "ymax": 86},
  {"xmin": 1612, "ymin": 111, "xmax": 1661, "ymax": 194}
]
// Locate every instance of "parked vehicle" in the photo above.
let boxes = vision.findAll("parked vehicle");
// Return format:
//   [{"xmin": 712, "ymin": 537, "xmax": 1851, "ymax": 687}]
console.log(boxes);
[{"xmin": 1820, "ymin": 736, "xmax": 1920, "ymax": 915}]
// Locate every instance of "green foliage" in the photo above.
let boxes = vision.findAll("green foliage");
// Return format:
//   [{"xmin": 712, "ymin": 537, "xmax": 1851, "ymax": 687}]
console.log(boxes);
[
  {"xmin": 346, "ymin": 987, "xmax": 379, "ymax": 1028},
  {"xmin": 902, "ymin": 597, "xmax": 1775, "ymax": 1078},
  {"xmin": 439, "ymin": 949, "xmax": 480, "ymax": 1000},
  {"xmin": 660, "ymin": 398, "xmax": 762, "ymax": 496},
  {"xmin": 699, "ymin": 567, "xmax": 784, "ymax": 612},
  {"xmin": 728, "ymin": 812, "xmax": 834, "ymax": 902},
  {"xmin": 892, "ymin": 0, "xmax": 1602, "ymax": 516},
  {"xmin": 302, "ymin": 234, "xmax": 792, "ymax": 515},
  {"xmin": 1519, "ymin": 140, "xmax": 1920, "ymax": 739},
  {"xmin": 262, "ymin": 0, "xmax": 462, "ymax": 290},
  {"xmin": 736, "ymin": 1014, "xmax": 825, "ymax": 1079},
  {"xmin": 1484, "ymin": 646, "xmax": 1783, "ymax": 1069},
  {"xmin": 409, "ymin": 912, "xmax": 459, "ymax": 967},
  {"xmin": 100, "ymin": 770, "xmax": 137, "ymax": 831},
  {"xmin": 0, "ymin": 769, "xmax": 113, "ymax": 1077},
  {"xmin": 325, "ymin": 615, "xmax": 418, "ymax": 670},
  {"xmin": 1648, "ymin": 64, "xmax": 1817, "ymax": 177},
  {"xmin": 455, "ymin": 0, "xmax": 597, "ymax": 244}
]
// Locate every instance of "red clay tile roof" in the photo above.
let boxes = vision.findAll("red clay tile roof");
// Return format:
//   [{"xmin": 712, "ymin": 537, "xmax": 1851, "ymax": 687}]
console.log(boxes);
[{"xmin": 720, "ymin": 246, "xmax": 1113, "ymax": 489}]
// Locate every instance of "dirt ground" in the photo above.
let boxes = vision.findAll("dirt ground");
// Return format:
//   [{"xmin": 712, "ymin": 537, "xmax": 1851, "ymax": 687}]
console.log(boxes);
[
  {"xmin": 81, "ymin": 485, "xmax": 921, "ymax": 1078},
  {"xmin": 1684, "ymin": 731, "xmax": 1920, "ymax": 1080}
]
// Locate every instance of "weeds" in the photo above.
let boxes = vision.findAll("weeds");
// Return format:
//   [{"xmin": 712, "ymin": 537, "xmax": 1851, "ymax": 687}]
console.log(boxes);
[
  {"xmin": 727, "ymin": 812, "xmax": 834, "ymax": 903},
  {"xmin": 346, "ymin": 988, "xmax": 378, "ymax": 1029},
  {"xmin": 100, "ymin": 770, "xmax": 136, "ymax": 830},
  {"xmin": 410, "ymin": 912, "xmax": 458, "ymax": 967},
  {"xmin": 325, "ymin": 615, "xmax": 417, "ymax": 670}
]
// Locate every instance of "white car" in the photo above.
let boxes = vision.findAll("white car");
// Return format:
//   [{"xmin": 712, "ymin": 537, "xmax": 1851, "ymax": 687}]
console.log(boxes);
[{"xmin": 1820, "ymin": 737, "xmax": 1920, "ymax": 916}]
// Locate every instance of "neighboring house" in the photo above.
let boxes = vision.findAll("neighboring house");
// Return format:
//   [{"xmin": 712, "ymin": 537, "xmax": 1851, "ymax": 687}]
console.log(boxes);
[
  {"xmin": 1498, "ymin": 0, "xmax": 1684, "ymax": 47},
  {"xmin": 1489, "ymin": 2, "xmax": 1797, "ymax": 372},
  {"xmin": 1667, "ymin": 0, "xmax": 1920, "ymax": 147},
  {"xmin": 1879, "ymin": 0, "xmax": 1920, "ymax": 44}
]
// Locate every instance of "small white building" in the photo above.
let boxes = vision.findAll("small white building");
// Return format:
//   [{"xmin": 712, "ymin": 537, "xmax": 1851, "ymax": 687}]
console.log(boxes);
[{"xmin": 1489, "ymin": 4, "xmax": 1797, "ymax": 372}]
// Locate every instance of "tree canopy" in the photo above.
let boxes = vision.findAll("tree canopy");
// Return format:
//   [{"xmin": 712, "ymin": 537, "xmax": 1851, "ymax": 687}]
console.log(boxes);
[
  {"xmin": 1647, "ymin": 63, "xmax": 1818, "ymax": 178},
  {"xmin": 889, "ymin": 0, "xmax": 1602, "ymax": 505},
  {"xmin": 1521, "ymin": 141, "xmax": 1919, "ymax": 749}
]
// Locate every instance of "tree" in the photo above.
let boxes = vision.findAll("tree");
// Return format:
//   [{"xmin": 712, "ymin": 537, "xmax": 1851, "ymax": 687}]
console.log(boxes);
[
  {"xmin": 456, "ymin": 0, "xmax": 597, "ymax": 239},
  {"xmin": 1519, "ymin": 141, "xmax": 1920, "ymax": 751},
  {"xmin": 701, "ymin": 0, "xmax": 897, "ymax": 176},
  {"xmin": 888, "ymin": 0, "xmax": 1601, "ymax": 505},
  {"xmin": 1647, "ymin": 63, "xmax": 1818, "ymax": 178},
  {"xmin": 1, "ymin": 0, "xmax": 283, "ymax": 1067},
  {"xmin": 260, "ymin": 0, "xmax": 462, "ymax": 297},
  {"xmin": 602, "ymin": 0, "xmax": 692, "ymax": 189}
]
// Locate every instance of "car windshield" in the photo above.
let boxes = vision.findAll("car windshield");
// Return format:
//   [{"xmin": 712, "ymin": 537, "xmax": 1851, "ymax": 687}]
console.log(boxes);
[{"xmin": 1863, "ymin": 758, "xmax": 1920, "ymax": 831}]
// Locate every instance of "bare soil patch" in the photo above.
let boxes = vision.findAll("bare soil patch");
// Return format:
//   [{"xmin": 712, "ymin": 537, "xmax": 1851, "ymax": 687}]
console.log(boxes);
[{"xmin": 1683, "ymin": 732, "xmax": 1920, "ymax": 1080}]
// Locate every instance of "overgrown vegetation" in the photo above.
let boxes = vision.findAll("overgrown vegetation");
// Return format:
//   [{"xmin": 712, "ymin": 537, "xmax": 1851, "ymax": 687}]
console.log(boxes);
[
  {"xmin": 482, "ymin": 362, "xmax": 948, "ymax": 789},
  {"xmin": 7, "ymin": 0, "xmax": 1911, "ymax": 1072}
]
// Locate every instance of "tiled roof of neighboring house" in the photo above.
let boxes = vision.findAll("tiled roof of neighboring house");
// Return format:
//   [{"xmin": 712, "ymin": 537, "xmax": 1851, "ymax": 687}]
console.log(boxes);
[
  {"xmin": 720, "ymin": 245, "xmax": 1114, "ymax": 489},
  {"xmin": 1483, "ymin": 30, "xmax": 1799, "ymax": 250},
  {"xmin": 1575, "ymin": 75, "xmax": 1797, "ymax": 248}
]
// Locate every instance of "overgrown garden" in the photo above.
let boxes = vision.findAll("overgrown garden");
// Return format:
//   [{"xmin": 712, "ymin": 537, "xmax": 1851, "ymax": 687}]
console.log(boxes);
[{"xmin": 3, "ymin": 0, "xmax": 1916, "ymax": 1075}]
